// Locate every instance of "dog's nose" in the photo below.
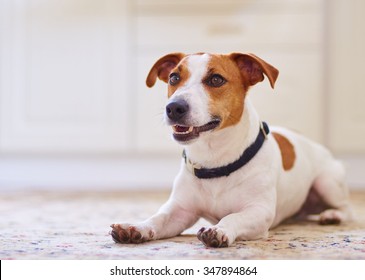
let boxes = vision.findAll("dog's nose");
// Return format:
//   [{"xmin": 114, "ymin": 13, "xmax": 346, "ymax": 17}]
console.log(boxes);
[{"xmin": 166, "ymin": 100, "xmax": 189, "ymax": 121}]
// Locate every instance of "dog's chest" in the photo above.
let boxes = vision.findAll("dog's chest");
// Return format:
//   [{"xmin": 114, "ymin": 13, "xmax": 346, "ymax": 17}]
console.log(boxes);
[{"xmin": 194, "ymin": 176, "xmax": 253, "ymax": 223}]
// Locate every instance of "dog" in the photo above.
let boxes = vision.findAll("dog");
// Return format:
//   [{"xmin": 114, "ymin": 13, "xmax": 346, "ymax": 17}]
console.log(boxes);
[{"xmin": 110, "ymin": 52, "xmax": 353, "ymax": 247}]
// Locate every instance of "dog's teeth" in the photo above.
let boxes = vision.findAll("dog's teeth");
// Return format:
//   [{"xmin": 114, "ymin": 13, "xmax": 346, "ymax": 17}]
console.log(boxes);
[{"xmin": 173, "ymin": 126, "xmax": 193, "ymax": 134}]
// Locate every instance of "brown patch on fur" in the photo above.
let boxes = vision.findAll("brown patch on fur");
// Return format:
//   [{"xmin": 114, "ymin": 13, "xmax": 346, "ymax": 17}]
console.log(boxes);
[
  {"xmin": 146, "ymin": 53, "xmax": 185, "ymax": 88},
  {"xmin": 167, "ymin": 59, "xmax": 191, "ymax": 98},
  {"xmin": 272, "ymin": 132, "xmax": 296, "ymax": 171},
  {"xmin": 205, "ymin": 53, "xmax": 279, "ymax": 130},
  {"xmin": 229, "ymin": 53, "xmax": 279, "ymax": 89},
  {"xmin": 205, "ymin": 54, "xmax": 247, "ymax": 129}
]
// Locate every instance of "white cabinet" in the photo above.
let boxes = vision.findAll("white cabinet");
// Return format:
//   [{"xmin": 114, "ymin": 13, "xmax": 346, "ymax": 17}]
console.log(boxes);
[
  {"xmin": 0, "ymin": 0, "xmax": 130, "ymax": 153},
  {"xmin": 328, "ymin": 0, "xmax": 365, "ymax": 153},
  {"xmin": 1, "ymin": 0, "xmax": 363, "ymax": 190},
  {"xmin": 0, "ymin": 0, "xmax": 327, "ymax": 155}
]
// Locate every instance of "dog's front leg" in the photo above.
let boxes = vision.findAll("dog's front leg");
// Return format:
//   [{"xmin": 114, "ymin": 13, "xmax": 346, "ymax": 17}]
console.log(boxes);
[
  {"xmin": 198, "ymin": 206, "xmax": 274, "ymax": 248},
  {"xmin": 111, "ymin": 199, "xmax": 199, "ymax": 244}
]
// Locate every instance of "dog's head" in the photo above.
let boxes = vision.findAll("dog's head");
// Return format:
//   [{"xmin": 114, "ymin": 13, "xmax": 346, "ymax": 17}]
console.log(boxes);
[{"xmin": 146, "ymin": 52, "xmax": 278, "ymax": 144}]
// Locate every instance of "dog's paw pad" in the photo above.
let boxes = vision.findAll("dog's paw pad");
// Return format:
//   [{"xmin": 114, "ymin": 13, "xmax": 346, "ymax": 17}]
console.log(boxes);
[
  {"xmin": 110, "ymin": 224, "xmax": 130, "ymax": 243},
  {"xmin": 110, "ymin": 224, "xmax": 154, "ymax": 244},
  {"xmin": 197, "ymin": 227, "xmax": 229, "ymax": 248},
  {"xmin": 129, "ymin": 226, "xmax": 144, "ymax": 243}
]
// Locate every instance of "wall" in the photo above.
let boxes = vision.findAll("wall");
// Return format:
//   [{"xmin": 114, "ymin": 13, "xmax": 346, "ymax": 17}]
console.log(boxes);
[{"xmin": 0, "ymin": 0, "xmax": 364, "ymax": 191}]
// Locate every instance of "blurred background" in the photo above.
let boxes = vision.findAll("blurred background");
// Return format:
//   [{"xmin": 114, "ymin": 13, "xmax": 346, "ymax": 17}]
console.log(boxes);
[{"xmin": 0, "ymin": 0, "xmax": 364, "ymax": 192}]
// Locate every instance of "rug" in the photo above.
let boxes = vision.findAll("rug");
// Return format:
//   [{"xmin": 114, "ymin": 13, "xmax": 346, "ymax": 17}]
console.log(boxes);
[{"xmin": 0, "ymin": 190, "xmax": 364, "ymax": 260}]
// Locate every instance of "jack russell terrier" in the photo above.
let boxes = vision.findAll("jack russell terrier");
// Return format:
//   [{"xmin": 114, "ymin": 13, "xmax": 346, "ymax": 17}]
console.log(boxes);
[{"xmin": 110, "ymin": 52, "xmax": 353, "ymax": 247}]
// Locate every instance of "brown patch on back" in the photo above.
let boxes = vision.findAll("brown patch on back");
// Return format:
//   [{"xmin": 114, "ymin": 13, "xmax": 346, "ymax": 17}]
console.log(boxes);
[{"xmin": 272, "ymin": 132, "xmax": 296, "ymax": 171}]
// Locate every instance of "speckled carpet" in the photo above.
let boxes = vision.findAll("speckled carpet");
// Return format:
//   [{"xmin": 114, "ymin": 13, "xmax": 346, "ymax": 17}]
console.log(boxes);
[{"xmin": 1, "ymin": 190, "xmax": 364, "ymax": 260}]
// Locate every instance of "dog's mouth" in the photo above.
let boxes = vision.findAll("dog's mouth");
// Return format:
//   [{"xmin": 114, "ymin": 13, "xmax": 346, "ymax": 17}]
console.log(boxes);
[{"xmin": 171, "ymin": 119, "xmax": 221, "ymax": 143}]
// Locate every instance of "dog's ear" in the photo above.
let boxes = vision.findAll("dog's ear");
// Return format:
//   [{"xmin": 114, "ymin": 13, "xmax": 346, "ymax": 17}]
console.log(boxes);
[
  {"xmin": 146, "ymin": 53, "xmax": 186, "ymax": 88},
  {"xmin": 229, "ymin": 53, "xmax": 279, "ymax": 89}
]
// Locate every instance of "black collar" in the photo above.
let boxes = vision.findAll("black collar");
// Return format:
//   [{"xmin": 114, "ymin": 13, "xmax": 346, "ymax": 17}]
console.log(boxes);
[{"xmin": 182, "ymin": 122, "xmax": 270, "ymax": 179}]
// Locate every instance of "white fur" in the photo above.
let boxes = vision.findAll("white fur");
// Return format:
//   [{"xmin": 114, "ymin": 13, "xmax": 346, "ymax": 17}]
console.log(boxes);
[
  {"xmin": 111, "ymin": 54, "xmax": 353, "ymax": 247},
  {"xmin": 164, "ymin": 54, "xmax": 212, "ymax": 127}
]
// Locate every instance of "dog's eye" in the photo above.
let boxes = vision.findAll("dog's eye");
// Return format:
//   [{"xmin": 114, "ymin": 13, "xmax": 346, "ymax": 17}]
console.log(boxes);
[
  {"xmin": 169, "ymin": 73, "xmax": 180, "ymax": 86},
  {"xmin": 206, "ymin": 74, "xmax": 226, "ymax": 87}
]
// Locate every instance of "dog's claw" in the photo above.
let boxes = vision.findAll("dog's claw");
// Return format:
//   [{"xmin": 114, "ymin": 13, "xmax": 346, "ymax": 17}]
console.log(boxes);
[
  {"xmin": 110, "ymin": 228, "xmax": 122, "ymax": 243},
  {"xmin": 110, "ymin": 230, "xmax": 120, "ymax": 243}
]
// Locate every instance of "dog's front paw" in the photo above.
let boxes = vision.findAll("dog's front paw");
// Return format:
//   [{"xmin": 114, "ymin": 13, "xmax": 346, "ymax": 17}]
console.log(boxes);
[
  {"xmin": 110, "ymin": 223, "xmax": 155, "ymax": 244},
  {"xmin": 197, "ymin": 227, "xmax": 229, "ymax": 248}
]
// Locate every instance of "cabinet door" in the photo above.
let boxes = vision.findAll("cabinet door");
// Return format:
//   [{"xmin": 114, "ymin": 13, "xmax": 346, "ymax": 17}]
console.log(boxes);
[
  {"xmin": 0, "ymin": 0, "xmax": 129, "ymax": 153},
  {"xmin": 328, "ymin": 0, "xmax": 365, "ymax": 153}
]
